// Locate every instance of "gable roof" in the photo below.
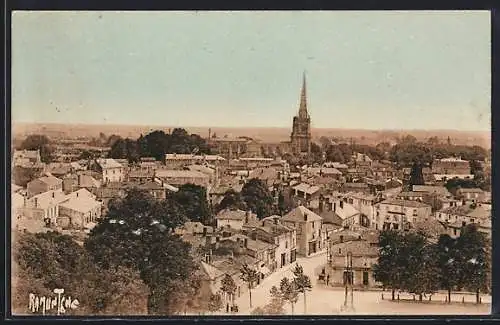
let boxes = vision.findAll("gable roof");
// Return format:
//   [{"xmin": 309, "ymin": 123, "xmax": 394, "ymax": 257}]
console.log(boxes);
[
  {"xmin": 31, "ymin": 175, "xmax": 63, "ymax": 188},
  {"xmin": 59, "ymin": 196, "xmax": 102, "ymax": 214},
  {"xmin": 216, "ymin": 209, "xmax": 256, "ymax": 221},
  {"xmin": 412, "ymin": 185, "xmax": 452, "ymax": 197},
  {"xmin": 282, "ymin": 206, "xmax": 322, "ymax": 223},
  {"xmin": 96, "ymin": 158, "xmax": 123, "ymax": 169}
]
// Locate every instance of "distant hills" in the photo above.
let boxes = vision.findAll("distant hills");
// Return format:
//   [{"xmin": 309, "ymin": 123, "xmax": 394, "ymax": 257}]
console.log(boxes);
[{"xmin": 12, "ymin": 122, "xmax": 491, "ymax": 149}]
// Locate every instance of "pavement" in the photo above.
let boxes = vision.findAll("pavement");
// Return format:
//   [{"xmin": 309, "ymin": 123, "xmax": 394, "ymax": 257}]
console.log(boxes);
[{"xmin": 216, "ymin": 250, "xmax": 491, "ymax": 316}]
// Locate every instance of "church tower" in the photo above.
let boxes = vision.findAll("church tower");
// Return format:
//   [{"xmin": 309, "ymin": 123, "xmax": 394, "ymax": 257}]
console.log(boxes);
[{"xmin": 290, "ymin": 72, "xmax": 311, "ymax": 155}]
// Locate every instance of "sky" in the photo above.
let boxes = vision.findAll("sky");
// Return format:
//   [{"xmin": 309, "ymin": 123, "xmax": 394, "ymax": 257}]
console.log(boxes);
[{"xmin": 12, "ymin": 11, "xmax": 491, "ymax": 131}]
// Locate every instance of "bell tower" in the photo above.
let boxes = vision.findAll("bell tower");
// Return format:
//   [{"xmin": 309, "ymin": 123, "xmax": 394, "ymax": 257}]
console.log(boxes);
[{"xmin": 290, "ymin": 72, "xmax": 311, "ymax": 155}]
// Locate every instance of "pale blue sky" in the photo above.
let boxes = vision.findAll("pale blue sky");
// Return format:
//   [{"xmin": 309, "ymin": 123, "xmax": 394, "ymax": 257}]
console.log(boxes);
[{"xmin": 12, "ymin": 11, "xmax": 491, "ymax": 131}]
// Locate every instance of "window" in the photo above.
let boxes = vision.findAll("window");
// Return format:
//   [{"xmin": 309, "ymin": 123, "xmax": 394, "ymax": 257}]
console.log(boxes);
[
  {"xmin": 338, "ymin": 248, "xmax": 342, "ymax": 254},
  {"xmin": 413, "ymin": 217, "xmax": 416, "ymax": 223}
]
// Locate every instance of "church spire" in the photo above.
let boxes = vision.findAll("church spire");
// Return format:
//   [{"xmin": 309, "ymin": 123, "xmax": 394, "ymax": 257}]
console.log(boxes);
[{"xmin": 298, "ymin": 71, "xmax": 308, "ymax": 118}]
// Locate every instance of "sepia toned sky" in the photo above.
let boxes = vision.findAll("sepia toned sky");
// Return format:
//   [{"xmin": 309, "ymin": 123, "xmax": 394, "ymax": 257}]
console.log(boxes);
[{"xmin": 12, "ymin": 11, "xmax": 490, "ymax": 131}]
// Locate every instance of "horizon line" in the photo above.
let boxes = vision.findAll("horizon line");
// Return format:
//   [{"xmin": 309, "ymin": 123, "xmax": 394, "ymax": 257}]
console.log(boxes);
[{"xmin": 12, "ymin": 121, "xmax": 491, "ymax": 134}]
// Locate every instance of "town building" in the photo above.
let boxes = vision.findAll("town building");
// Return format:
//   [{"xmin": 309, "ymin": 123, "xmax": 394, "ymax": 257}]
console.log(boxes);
[
  {"xmin": 246, "ymin": 216, "xmax": 297, "ymax": 269},
  {"xmin": 164, "ymin": 153, "xmax": 225, "ymax": 169},
  {"xmin": 91, "ymin": 158, "xmax": 125, "ymax": 183},
  {"xmin": 12, "ymin": 149, "xmax": 42, "ymax": 167},
  {"xmin": 57, "ymin": 192, "xmax": 103, "ymax": 230},
  {"xmin": 431, "ymin": 157, "xmax": 471, "ymax": 175},
  {"xmin": 281, "ymin": 206, "xmax": 324, "ymax": 257},
  {"xmin": 21, "ymin": 189, "xmax": 68, "ymax": 225},
  {"xmin": 326, "ymin": 238, "xmax": 380, "ymax": 288},
  {"xmin": 375, "ymin": 198, "xmax": 432, "ymax": 231},
  {"xmin": 456, "ymin": 188, "xmax": 485, "ymax": 203},
  {"xmin": 27, "ymin": 175, "xmax": 63, "ymax": 197},
  {"xmin": 436, "ymin": 203, "xmax": 491, "ymax": 239},
  {"xmin": 215, "ymin": 209, "xmax": 258, "ymax": 230},
  {"xmin": 155, "ymin": 169, "xmax": 210, "ymax": 187}
]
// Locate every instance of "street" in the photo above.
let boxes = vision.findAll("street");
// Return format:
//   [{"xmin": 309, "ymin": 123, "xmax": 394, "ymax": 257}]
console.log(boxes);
[{"xmin": 225, "ymin": 250, "xmax": 491, "ymax": 315}]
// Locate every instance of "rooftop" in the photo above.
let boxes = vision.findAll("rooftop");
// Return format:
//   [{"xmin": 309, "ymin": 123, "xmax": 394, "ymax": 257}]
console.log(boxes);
[
  {"xmin": 379, "ymin": 198, "xmax": 431, "ymax": 208},
  {"xmin": 216, "ymin": 208, "xmax": 256, "ymax": 221},
  {"xmin": 155, "ymin": 169, "xmax": 209, "ymax": 179},
  {"xmin": 282, "ymin": 206, "xmax": 323, "ymax": 223},
  {"xmin": 165, "ymin": 154, "xmax": 225, "ymax": 161},
  {"xmin": 293, "ymin": 183, "xmax": 320, "ymax": 195},
  {"xmin": 96, "ymin": 158, "xmax": 123, "ymax": 169},
  {"xmin": 59, "ymin": 196, "xmax": 102, "ymax": 214},
  {"xmin": 442, "ymin": 204, "xmax": 490, "ymax": 219}
]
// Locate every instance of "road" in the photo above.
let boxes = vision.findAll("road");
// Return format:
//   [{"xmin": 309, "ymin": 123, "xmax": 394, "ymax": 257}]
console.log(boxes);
[{"xmin": 225, "ymin": 250, "xmax": 490, "ymax": 315}]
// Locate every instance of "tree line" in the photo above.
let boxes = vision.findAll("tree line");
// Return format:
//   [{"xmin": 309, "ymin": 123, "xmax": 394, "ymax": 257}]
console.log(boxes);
[
  {"xmin": 373, "ymin": 225, "xmax": 489, "ymax": 304},
  {"xmin": 108, "ymin": 128, "xmax": 211, "ymax": 162}
]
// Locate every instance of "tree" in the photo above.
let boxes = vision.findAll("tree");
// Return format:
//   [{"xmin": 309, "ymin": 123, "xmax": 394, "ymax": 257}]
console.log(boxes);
[
  {"xmin": 207, "ymin": 293, "xmax": 223, "ymax": 314},
  {"xmin": 20, "ymin": 134, "xmax": 54, "ymax": 163},
  {"xmin": 85, "ymin": 189, "xmax": 195, "ymax": 314},
  {"xmin": 266, "ymin": 286, "xmax": 286, "ymax": 315},
  {"xmin": 220, "ymin": 274, "xmax": 237, "ymax": 307},
  {"xmin": 402, "ymin": 232, "xmax": 440, "ymax": 301},
  {"xmin": 373, "ymin": 230, "xmax": 405, "ymax": 300},
  {"xmin": 455, "ymin": 224, "xmax": 489, "ymax": 304},
  {"xmin": 436, "ymin": 234, "xmax": 460, "ymax": 303},
  {"xmin": 217, "ymin": 189, "xmax": 247, "ymax": 212},
  {"xmin": 241, "ymin": 178, "xmax": 275, "ymax": 219},
  {"xmin": 174, "ymin": 184, "xmax": 212, "ymax": 224},
  {"xmin": 291, "ymin": 264, "xmax": 312, "ymax": 314},
  {"xmin": 279, "ymin": 277, "xmax": 299, "ymax": 315},
  {"xmin": 13, "ymin": 231, "xmax": 150, "ymax": 315},
  {"xmin": 239, "ymin": 264, "xmax": 260, "ymax": 309}
]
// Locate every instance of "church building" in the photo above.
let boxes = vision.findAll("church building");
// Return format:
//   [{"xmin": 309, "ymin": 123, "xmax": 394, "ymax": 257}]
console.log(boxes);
[{"xmin": 290, "ymin": 72, "xmax": 312, "ymax": 155}]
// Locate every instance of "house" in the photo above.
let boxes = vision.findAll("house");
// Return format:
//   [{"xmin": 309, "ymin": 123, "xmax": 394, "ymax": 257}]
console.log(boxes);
[
  {"xmin": 351, "ymin": 153, "xmax": 373, "ymax": 168},
  {"xmin": 12, "ymin": 183, "xmax": 23, "ymax": 194},
  {"xmin": 62, "ymin": 173, "xmax": 101, "ymax": 194},
  {"xmin": 343, "ymin": 192, "xmax": 378, "ymax": 228},
  {"xmin": 164, "ymin": 154, "xmax": 225, "ymax": 169},
  {"xmin": 456, "ymin": 188, "xmax": 485, "ymax": 203},
  {"xmin": 155, "ymin": 169, "xmax": 210, "ymax": 187},
  {"xmin": 375, "ymin": 199, "xmax": 432, "ymax": 231},
  {"xmin": 127, "ymin": 169, "xmax": 155, "ymax": 182},
  {"xmin": 322, "ymin": 162, "xmax": 349, "ymax": 173},
  {"xmin": 12, "ymin": 149, "xmax": 42, "ymax": 167},
  {"xmin": 243, "ymin": 238, "xmax": 278, "ymax": 277},
  {"xmin": 246, "ymin": 216, "xmax": 297, "ymax": 270},
  {"xmin": 330, "ymin": 198, "xmax": 365, "ymax": 228},
  {"xmin": 21, "ymin": 189, "xmax": 67, "ymax": 225},
  {"xmin": 215, "ymin": 209, "xmax": 258, "ymax": 230},
  {"xmin": 281, "ymin": 206, "xmax": 324, "ymax": 257},
  {"xmin": 305, "ymin": 167, "xmax": 343, "ymax": 180},
  {"xmin": 107, "ymin": 180, "xmax": 168, "ymax": 200},
  {"xmin": 436, "ymin": 203, "xmax": 491, "ymax": 239},
  {"xmin": 175, "ymin": 221, "xmax": 214, "ymax": 237},
  {"xmin": 326, "ymin": 239, "xmax": 380, "ymax": 288},
  {"xmin": 342, "ymin": 182, "xmax": 371, "ymax": 195},
  {"xmin": 12, "ymin": 191, "xmax": 47, "ymax": 233},
  {"xmin": 292, "ymin": 183, "xmax": 321, "ymax": 202},
  {"xmin": 46, "ymin": 163, "xmax": 74, "ymax": 178},
  {"xmin": 248, "ymin": 167, "xmax": 280, "ymax": 187},
  {"xmin": 432, "ymin": 157, "xmax": 470, "ymax": 175},
  {"xmin": 92, "ymin": 158, "xmax": 125, "ymax": 183},
  {"xmin": 433, "ymin": 174, "xmax": 474, "ymax": 182},
  {"xmin": 186, "ymin": 164, "xmax": 218, "ymax": 184},
  {"xmin": 412, "ymin": 185, "xmax": 452, "ymax": 198},
  {"xmin": 57, "ymin": 194, "xmax": 103, "ymax": 230},
  {"xmin": 396, "ymin": 191, "xmax": 425, "ymax": 202},
  {"xmin": 27, "ymin": 175, "xmax": 63, "ymax": 197}
]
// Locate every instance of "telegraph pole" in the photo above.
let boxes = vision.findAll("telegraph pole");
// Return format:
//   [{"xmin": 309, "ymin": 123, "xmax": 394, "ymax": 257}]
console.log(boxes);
[{"xmin": 340, "ymin": 251, "xmax": 355, "ymax": 312}]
